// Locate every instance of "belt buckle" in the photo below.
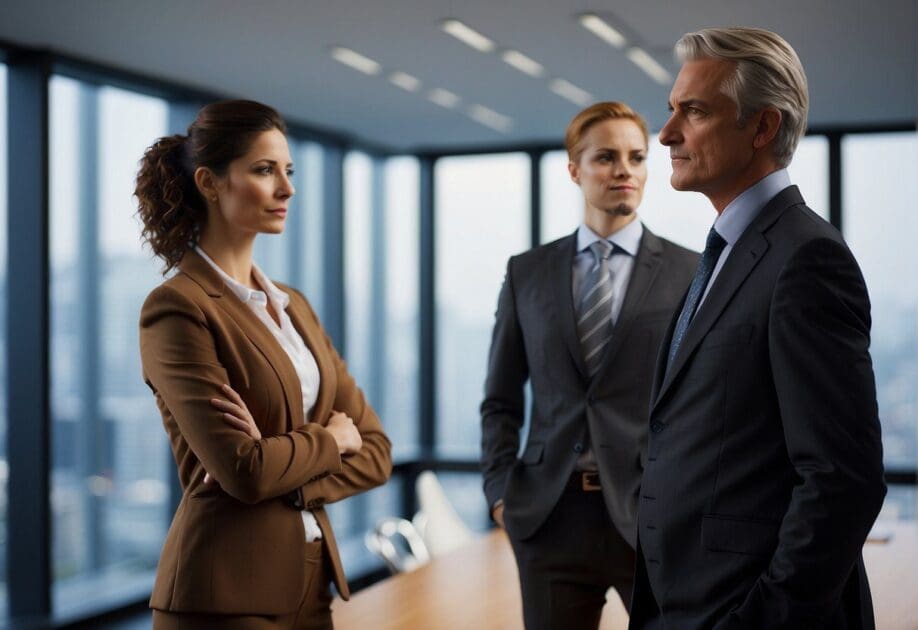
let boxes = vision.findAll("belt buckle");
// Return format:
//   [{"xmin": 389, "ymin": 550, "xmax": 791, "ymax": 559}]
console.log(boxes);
[{"xmin": 581, "ymin": 472, "xmax": 601, "ymax": 491}]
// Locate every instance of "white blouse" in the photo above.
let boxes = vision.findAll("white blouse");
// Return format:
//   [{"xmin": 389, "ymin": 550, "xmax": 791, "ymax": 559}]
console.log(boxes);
[{"xmin": 195, "ymin": 246, "xmax": 324, "ymax": 542}]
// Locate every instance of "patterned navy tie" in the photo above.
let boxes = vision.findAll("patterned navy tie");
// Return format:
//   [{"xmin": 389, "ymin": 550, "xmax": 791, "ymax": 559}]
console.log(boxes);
[{"xmin": 667, "ymin": 227, "xmax": 727, "ymax": 370}]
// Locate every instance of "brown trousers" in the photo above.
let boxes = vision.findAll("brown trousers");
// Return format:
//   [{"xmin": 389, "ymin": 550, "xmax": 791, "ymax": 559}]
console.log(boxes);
[{"xmin": 152, "ymin": 540, "xmax": 334, "ymax": 630}]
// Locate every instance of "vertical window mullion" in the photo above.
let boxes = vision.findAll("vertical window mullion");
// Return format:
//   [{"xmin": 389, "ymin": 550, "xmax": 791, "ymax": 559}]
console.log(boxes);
[{"xmin": 6, "ymin": 50, "xmax": 52, "ymax": 624}]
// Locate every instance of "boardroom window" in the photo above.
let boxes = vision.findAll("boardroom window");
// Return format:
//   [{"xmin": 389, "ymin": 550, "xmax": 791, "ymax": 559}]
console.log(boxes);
[
  {"xmin": 842, "ymin": 131, "xmax": 918, "ymax": 504},
  {"xmin": 344, "ymin": 151, "xmax": 374, "ymax": 403},
  {"xmin": 0, "ymin": 61, "xmax": 8, "ymax": 618},
  {"xmin": 343, "ymin": 152, "xmax": 420, "ymax": 458},
  {"xmin": 49, "ymin": 76, "xmax": 171, "ymax": 616},
  {"xmin": 435, "ymin": 153, "xmax": 530, "ymax": 458},
  {"xmin": 333, "ymin": 153, "xmax": 421, "ymax": 574},
  {"xmin": 295, "ymin": 141, "xmax": 326, "ymax": 322},
  {"xmin": 382, "ymin": 156, "xmax": 420, "ymax": 459},
  {"xmin": 787, "ymin": 135, "xmax": 829, "ymax": 219}
]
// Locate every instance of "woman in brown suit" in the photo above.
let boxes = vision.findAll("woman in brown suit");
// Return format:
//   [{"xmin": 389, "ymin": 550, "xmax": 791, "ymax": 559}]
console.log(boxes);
[{"xmin": 135, "ymin": 100, "xmax": 392, "ymax": 629}]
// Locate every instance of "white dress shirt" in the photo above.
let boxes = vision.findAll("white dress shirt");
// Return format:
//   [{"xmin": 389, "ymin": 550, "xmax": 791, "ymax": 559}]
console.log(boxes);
[{"xmin": 195, "ymin": 246, "xmax": 324, "ymax": 542}]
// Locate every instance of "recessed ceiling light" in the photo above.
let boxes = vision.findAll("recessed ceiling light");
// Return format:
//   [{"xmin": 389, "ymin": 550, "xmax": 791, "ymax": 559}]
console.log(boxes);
[
  {"xmin": 579, "ymin": 14, "xmax": 627, "ymax": 49},
  {"xmin": 428, "ymin": 88, "xmax": 461, "ymax": 109},
  {"xmin": 549, "ymin": 79, "xmax": 593, "ymax": 107},
  {"xmin": 626, "ymin": 47, "xmax": 672, "ymax": 85},
  {"xmin": 389, "ymin": 71, "xmax": 421, "ymax": 92},
  {"xmin": 330, "ymin": 47, "xmax": 381, "ymax": 75},
  {"xmin": 468, "ymin": 104, "xmax": 513, "ymax": 133},
  {"xmin": 440, "ymin": 19, "xmax": 495, "ymax": 53},
  {"xmin": 501, "ymin": 50, "xmax": 545, "ymax": 78}
]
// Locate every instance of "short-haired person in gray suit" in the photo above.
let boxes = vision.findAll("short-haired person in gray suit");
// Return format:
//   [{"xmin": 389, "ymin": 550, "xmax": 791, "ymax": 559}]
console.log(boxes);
[
  {"xmin": 480, "ymin": 102, "xmax": 699, "ymax": 630},
  {"xmin": 629, "ymin": 28, "xmax": 887, "ymax": 630}
]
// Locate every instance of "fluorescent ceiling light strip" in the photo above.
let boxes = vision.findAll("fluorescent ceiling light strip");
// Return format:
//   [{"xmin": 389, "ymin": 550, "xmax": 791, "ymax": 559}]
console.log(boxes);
[
  {"xmin": 501, "ymin": 50, "xmax": 544, "ymax": 78},
  {"xmin": 579, "ymin": 14, "xmax": 627, "ymax": 49},
  {"xmin": 441, "ymin": 19, "xmax": 495, "ymax": 52},
  {"xmin": 330, "ymin": 46, "xmax": 381, "ymax": 75},
  {"xmin": 468, "ymin": 104, "xmax": 513, "ymax": 133},
  {"xmin": 549, "ymin": 78, "xmax": 593, "ymax": 107},
  {"xmin": 389, "ymin": 71, "xmax": 421, "ymax": 92},
  {"xmin": 626, "ymin": 47, "xmax": 672, "ymax": 85},
  {"xmin": 428, "ymin": 88, "xmax": 461, "ymax": 109}
]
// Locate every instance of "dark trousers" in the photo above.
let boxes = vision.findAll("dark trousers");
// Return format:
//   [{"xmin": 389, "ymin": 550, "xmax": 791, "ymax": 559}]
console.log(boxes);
[
  {"xmin": 152, "ymin": 540, "xmax": 333, "ymax": 630},
  {"xmin": 508, "ymin": 477, "xmax": 636, "ymax": 630}
]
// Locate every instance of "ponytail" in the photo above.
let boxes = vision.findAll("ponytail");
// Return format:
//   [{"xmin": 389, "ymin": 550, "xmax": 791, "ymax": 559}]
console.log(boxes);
[{"xmin": 135, "ymin": 134, "xmax": 206, "ymax": 274}]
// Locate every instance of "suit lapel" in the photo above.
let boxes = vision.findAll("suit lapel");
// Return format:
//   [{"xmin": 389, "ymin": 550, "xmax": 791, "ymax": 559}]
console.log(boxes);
[
  {"xmin": 589, "ymin": 226, "xmax": 663, "ymax": 388},
  {"xmin": 652, "ymin": 186, "xmax": 804, "ymax": 411},
  {"xmin": 178, "ymin": 249, "xmax": 305, "ymax": 430},
  {"xmin": 550, "ymin": 233, "xmax": 589, "ymax": 381}
]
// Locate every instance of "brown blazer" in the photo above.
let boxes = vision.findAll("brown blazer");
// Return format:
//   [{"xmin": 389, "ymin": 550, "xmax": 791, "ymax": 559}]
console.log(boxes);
[{"xmin": 140, "ymin": 249, "xmax": 392, "ymax": 615}]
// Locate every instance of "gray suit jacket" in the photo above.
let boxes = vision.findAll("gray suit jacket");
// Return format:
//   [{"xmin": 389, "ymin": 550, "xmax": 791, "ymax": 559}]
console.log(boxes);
[
  {"xmin": 480, "ymin": 225, "xmax": 698, "ymax": 545},
  {"xmin": 630, "ymin": 186, "xmax": 886, "ymax": 630}
]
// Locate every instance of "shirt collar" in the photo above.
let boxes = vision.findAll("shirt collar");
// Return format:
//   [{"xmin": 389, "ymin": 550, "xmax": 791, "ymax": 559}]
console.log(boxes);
[
  {"xmin": 193, "ymin": 245, "xmax": 289, "ymax": 309},
  {"xmin": 576, "ymin": 218, "xmax": 643, "ymax": 257},
  {"xmin": 713, "ymin": 169, "xmax": 791, "ymax": 245}
]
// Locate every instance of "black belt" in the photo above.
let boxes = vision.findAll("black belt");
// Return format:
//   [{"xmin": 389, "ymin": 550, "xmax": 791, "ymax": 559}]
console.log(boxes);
[{"xmin": 567, "ymin": 471, "xmax": 602, "ymax": 491}]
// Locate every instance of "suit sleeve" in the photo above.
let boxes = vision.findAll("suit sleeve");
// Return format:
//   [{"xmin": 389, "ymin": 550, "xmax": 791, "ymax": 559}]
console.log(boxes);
[
  {"xmin": 294, "ymin": 291, "xmax": 393, "ymax": 507},
  {"xmin": 721, "ymin": 237, "xmax": 886, "ymax": 628},
  {"xmin": 480, "ymin": 257, "xmax": 529, "ymax": 512},
  {"xmin": 140, "ymin": 285, "xmax": 343, "ymax": 505}
]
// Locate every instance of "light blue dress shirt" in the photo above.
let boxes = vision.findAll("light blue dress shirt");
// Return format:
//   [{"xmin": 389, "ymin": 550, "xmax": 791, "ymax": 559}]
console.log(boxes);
[
  {"xmin": 699, "ymin": 169, "xmax": 792, "ymax": 309},
  {"xmin": 572, "ymin": 218, "xmax": 644, "ymax": 324}
]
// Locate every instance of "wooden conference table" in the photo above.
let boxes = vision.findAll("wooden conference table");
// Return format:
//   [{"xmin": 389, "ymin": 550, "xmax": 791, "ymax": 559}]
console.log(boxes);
[{"xmin": 332, "ymin": 522, "xmax": 918, "ymax": 630}]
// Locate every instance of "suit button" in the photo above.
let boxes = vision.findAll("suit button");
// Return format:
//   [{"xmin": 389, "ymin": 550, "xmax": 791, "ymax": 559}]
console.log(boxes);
[
  {"xmin": 573, "ymin": 443, "xmax": 584, "ymax": 453},
  {"xmin": 587, "ymin": 395, "xmax": 595, "ymax": 406},
  {"xmin": 651, "ymin": 421, "xmax": 664, "ymax": 433}
]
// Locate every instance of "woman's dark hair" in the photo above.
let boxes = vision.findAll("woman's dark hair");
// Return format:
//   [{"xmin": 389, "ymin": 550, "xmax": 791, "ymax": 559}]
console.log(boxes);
[{"xmin": 135, "ymin": 99, "xmax": 287, "ymax": 273}]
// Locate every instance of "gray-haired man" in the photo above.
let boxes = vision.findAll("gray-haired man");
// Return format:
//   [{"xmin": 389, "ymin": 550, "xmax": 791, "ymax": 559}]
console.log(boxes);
[{"xmin": 629, "ymin": 27, "xmax": 886, "ymax": 630}]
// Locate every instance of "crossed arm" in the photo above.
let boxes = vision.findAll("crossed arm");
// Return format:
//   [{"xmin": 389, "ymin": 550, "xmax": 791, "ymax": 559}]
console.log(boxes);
[{"xmin": 140, "ymin": 285, "xmax": 391, "ymax": 506}]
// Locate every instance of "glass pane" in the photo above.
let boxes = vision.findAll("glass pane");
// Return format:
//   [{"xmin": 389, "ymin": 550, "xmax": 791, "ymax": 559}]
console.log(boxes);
[
  {"xmin": 435, "ymin": 153, "xmax": 530, "ymax": 457},
  {"xmin": 436, "ymin": 472, "xmax": 491, "ymax": 533},
  {"xmin": 383, "ymin": 157, "xmax": 420, "ymax": 459},
  {"xmin": 0, "ymin": 61, "xmax": 8, "ymax": 618},
  {"xmin": 344, "ymin": 151, "xmax": 374, "ymax": 399},
  {"xmin": 879, "ymin": 485, "xmax": 917, "ymax": 521},
  {"xmin": 50, "ymin": 77, "xmax": 170, "ymax": 615},
  {"xmin": 842, "ymin": 131, "xmax": 918, "ymax": 473},
  {"xmin": 297, "ymin": 142, "xmax": 325, "ymax": 320},
  {"xmin": 540, "ymin": 150, "xmax": 580, "ymax": 244},
  {"xmin": 787, "ymin": 135, "xmax": 829, "ymax": 220}
]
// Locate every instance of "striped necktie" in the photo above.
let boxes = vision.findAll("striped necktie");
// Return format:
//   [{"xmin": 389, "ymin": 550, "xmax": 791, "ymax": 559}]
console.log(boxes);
[
  {"xmin": 577, "ymin": 240, "xmax": 615, "ymax": 377},
  {"xmin": 667, "ymin": 227, "xmax": 727, "ymax": 370}
]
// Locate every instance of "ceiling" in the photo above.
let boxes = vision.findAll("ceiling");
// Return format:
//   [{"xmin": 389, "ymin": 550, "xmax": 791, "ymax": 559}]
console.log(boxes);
[{"xmin": 1, "ymin": 0, "xmax": 915, "ymax": 152}]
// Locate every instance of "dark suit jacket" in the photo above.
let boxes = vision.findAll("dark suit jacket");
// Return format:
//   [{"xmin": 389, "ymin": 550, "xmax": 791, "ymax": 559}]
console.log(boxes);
[
  {"xmin": 480, "ymin": 225, "xmax": 698, "ymax": 545},
  {"xmin": 630, "ymin": 186, "xmax": 886, "ymax": 630},
  {"xmin": 140, "ymin": 249, "xmax": 392, "ymax": 615}
]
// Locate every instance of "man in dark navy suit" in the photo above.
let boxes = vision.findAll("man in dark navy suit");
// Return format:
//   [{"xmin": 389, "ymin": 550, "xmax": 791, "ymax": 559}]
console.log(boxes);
[{"xmin": 629, "ymin": 27, "xmax": 886, "ymax": 630}]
